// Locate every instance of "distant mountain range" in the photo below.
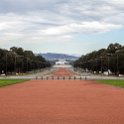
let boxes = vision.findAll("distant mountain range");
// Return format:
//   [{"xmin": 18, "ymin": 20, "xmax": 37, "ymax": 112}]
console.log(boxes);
[{"xmin": 41, "ymin": 53, "xmax": 79, "ymax": 60}]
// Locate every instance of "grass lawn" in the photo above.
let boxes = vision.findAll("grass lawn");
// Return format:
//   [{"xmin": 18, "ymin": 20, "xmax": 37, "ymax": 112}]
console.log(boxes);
[
  {"xmin": 97, "ymin": 80, "xmax": 124, "ymax": 88},
  {"xmin": 0, "ymin": 79, "xmax": 28, "ymax": 87}
]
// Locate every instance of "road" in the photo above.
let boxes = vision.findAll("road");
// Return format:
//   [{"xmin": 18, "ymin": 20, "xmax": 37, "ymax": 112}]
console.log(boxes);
[{"xmin": 0, "ymin": 67, "xmax": 124, "ymax": 124}]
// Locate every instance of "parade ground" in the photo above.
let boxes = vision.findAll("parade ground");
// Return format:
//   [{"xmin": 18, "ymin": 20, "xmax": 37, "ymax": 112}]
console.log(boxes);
[{"xmin": 0, "ymin": 67, "xmax": 124, "ymax": 124}]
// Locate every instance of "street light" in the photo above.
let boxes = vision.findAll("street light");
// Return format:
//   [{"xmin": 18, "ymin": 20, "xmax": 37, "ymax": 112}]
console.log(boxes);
[
  {"xmin": 26, "ymin": 58, "xmax": 30, "ymax": 72},
  {"xmin": 5, "ymin": 53, "xmax": 8, "ymax": 76},
  {"xmin": 116, "ymin": 54, "xmax": 119, "ymax": 76},
  {"xmin": 100, "ymin": 56, "xmax": 103, "ymax": 74},
  {"xmin": 107, "ymin": 53, "xmax": 112, "ymax": 75},
  {"xmin": 6, "ymin": 52, "xmax": 13, "ymax": 76},
  {"xmin": 88, "ymin": 59, "xmax": 93, "ymax": 73},
  {"xmin": 6, "ymin": 51, "xmax": 25, "ymax": 76},
  {"xmin": 14, "ymin": 55, "xmax": 24, "ymax": 75},
  {"xmin": 94, "ymin": 58, "xmax": 98, "ymax": 73},
  {"xmin": 116, "ymin": 50, "xmax": 120, "ymax": 76}
]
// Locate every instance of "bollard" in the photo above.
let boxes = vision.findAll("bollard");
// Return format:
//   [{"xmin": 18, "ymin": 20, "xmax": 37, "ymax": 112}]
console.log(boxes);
[
  {"xmin": 52, "ymin": 76, "xmax": 54, "ymax": 80},
  {"xmin": 63, "ymin": 76, "xmax": 65, "ymax": 80},
  {"xmin": 80, "ymin": 77, "xmax": 82, "ymax": 80},
  {"xmin": 74, "ymin": 76, "xmax": 76, "ymax": 80},
  {"xmin": 46, "ymin": 77, "xmax": 48, "ymax": 80},
  {"xmin": 36, "ymin": 76, "xmax": 38, "ymax": 80},
  {"xmin": 41, "ymin": 76, "xmax": 43, "ymax": 80}
]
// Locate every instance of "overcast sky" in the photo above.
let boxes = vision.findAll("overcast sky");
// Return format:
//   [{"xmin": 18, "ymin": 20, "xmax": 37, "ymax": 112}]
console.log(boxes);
[{"xmin": 0, "ymin": 0, "xmax": 124, "ymax": 55}]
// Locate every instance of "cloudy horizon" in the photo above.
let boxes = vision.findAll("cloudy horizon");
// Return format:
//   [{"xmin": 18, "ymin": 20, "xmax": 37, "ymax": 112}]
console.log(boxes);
[{"xmin": 0, "ymin": 0, "xmax": 124, "ymax": 55}]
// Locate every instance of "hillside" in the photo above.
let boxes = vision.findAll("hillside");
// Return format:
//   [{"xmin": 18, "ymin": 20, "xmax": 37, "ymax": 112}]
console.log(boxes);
[{"xmin": 41, "ymin": 53, "xmax": 79, "ymax": 60}]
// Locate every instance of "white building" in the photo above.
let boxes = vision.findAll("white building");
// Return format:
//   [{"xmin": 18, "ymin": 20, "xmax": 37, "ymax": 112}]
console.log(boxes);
[{"xmin": 55, "ymin": 59, "xmax": 69, "ymax": 65}]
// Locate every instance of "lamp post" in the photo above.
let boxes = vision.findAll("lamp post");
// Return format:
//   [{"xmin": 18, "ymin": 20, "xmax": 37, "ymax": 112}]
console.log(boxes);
[
  {"xmin": 107, "ymin": 53, "xmax": 112, "ymax": 75},
  {"xmin": 5, "ymin": 53, "xmax": 8, "ymax": 76},
  {"xmin": 116, "ymin": 50, "xmax": 120, "ymax": 76},
  {"xmin": 6, "ymin": 52, "xmax": 18, "ymax": 76},
  {"xmin": 27, "ymin": 58, "xmax": 29, "ymax": 72},
  {"xmin": 117, "ymin": 54, "xmax": 119, "ymax": 76},
  {"xmin": 107, "ymin": 56, "xmax": 110, "ymax": 75},
  {"xmin": 89, "ymin": 59, "xmax": 93, "ymax": 73},
  {"xmin": 15, "ymin": 55, "xmax": 16, "ymax": 75},
  {"xmin": 94, "ymin": 58, "xmax": 98, "ymax": 73},
  {"xmin": 6, "ymin": 52, "xmax": 13, "ymax": 76},
  {"xmin": 15, "ymin": 55, "xmax": 24, "ymax": 75},
  {"xmin": 5, "ymin": 51, "xmax": 24, "ymax": 76},
  {"xmin": 100, "ymin": 56, "xmax": 103, "ymax": 74}
]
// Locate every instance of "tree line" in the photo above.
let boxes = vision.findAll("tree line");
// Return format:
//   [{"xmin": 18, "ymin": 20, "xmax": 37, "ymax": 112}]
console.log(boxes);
[
  {"xmin": 0, "ymin": 47, "xmax": 51, "ymax": 75},
  {"xmin": 74, "ymin": 43, "xmax": 124, "ymax": 75}
]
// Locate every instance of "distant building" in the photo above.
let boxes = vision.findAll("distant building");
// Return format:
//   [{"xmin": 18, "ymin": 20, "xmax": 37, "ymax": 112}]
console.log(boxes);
[{"xmin": 55, "ymin": 59, "xmax": 69, "ymax": 65}]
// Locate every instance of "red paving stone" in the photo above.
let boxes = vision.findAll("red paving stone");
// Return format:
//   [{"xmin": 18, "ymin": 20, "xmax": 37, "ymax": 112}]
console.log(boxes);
[
  {"xmin": 51, "ymin": 68, "xmax": 74, "ymax": 77},
  {"xmin": 0, "ymin": 80, "xmax": 124, "ymax": 124}
]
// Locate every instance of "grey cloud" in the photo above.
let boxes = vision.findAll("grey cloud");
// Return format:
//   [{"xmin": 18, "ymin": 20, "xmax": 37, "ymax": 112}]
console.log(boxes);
[
  {"xmin": 0, "ymin": 0, "xmax": 124, "ymax": 46},
  {"xmin": 0, "ymin": 0, "xmax": 65, "ymax": 13},
  {"xmin": 0, "ymin": 0, "xmax": 124, "ymax": 54},
  {"xmin": 0, "ymin": 0, "xmax": 124, "ymax": 26}
]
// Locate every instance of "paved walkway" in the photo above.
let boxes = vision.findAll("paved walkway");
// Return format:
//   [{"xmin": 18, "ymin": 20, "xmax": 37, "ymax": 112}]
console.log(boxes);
[
  {"xmin": 51, "ymin": 68, "xmax": 74, "ymax": 77},
  {"xmin": 0, "ymin": 79, "xmax": 124, "ymax": 124}
]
